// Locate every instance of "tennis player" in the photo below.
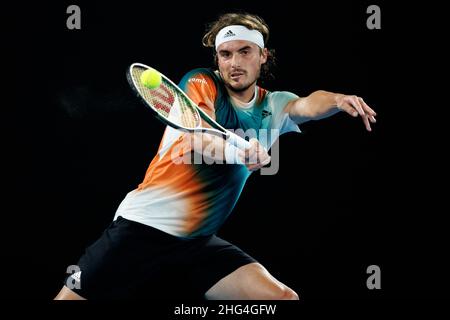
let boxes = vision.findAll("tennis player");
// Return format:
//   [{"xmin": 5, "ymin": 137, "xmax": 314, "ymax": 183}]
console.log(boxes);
[{"xmin": 55, "ymin": 12, "xmax": 376, "ymax": 300}]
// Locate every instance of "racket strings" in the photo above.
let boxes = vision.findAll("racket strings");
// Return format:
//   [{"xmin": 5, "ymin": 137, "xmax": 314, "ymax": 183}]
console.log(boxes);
[
  {"xmin": 164, "ymin": 82, "xmax": 199, "ymax": 128},
  {"xmin": 132, "ymin": 66, "xmax": 200, "ymax": 128}
]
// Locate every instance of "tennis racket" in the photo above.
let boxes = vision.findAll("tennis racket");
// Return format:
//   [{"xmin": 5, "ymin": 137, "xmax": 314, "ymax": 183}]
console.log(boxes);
[{"xmin": 126, "ymin": 62, "xmax": 251, "ymax": 150}]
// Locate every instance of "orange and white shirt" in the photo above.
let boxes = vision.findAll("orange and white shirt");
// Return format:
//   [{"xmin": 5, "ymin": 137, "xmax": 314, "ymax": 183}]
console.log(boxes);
[{"xmin": 114, "ymin": 68, "xmax": 300, "ymax": 238}]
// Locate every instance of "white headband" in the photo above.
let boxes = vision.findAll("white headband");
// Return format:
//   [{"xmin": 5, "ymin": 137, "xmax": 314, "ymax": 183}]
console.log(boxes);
[{"xmin": 215, "ymin": 25, "xmax": 264, "ymax": 50}]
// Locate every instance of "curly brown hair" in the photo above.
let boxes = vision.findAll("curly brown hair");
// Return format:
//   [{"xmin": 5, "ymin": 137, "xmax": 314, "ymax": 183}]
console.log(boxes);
[{"xmin": 202, "ymin": 12, "xmax": 276, "ymax": 83}]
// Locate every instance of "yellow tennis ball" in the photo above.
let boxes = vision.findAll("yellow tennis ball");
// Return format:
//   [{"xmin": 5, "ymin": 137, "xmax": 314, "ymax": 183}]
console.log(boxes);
[{"xmin": 140, "ymin": 68, "xmax": 162, "ymax": 89}]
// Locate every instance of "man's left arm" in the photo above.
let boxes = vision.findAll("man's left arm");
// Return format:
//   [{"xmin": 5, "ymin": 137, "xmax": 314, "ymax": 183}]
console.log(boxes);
[{"xmin": 284, "ymin": 90, "xmax": 377, "ymax": 131}]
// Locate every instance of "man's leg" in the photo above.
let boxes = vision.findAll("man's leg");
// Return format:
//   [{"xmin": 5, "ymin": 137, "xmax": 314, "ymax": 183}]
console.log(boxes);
[
  {"xmin": 54, "ymin": 286, "xmax": 86, "ymax": 300},
  {"xmin": 205, "ymin": 262, "xmax": 299, "ymax": 300}
]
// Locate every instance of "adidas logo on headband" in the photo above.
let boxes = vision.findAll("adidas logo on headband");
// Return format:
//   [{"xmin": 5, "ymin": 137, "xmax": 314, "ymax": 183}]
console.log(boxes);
[{"xmin": 223, "ymin": 30, "xmax": 236, "ymax": 38}]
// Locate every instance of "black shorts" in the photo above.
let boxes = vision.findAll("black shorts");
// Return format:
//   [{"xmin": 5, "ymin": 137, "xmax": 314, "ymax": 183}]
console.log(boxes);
[{"xmin": 64, "ymin": 216, "xmax": 256, "ymax": 299}]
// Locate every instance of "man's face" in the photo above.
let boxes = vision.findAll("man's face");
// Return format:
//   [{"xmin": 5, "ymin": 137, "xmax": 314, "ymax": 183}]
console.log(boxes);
[{"xmin": 216, "ymin": 40, "xmax": 268, "ymax": 93}]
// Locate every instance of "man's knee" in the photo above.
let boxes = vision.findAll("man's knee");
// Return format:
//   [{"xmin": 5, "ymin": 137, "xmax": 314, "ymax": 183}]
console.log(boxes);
[
  {"xmin": 280, "ymin": 287, "xmax": 300, "ymax": 300},
  {"xmin": 263, "ymin": 285, "xmax": 299, "ymax": 300},
  {"xmin": 242, "ymin": 263, "xmax": 300, "ymax": 300},
  {"xmin": 252, "ymin": 266, "xmax": 300, "ymax": 300},
  {"xmin": 54, "ymin": 286, "xmax": 86, "ymax": 300}
]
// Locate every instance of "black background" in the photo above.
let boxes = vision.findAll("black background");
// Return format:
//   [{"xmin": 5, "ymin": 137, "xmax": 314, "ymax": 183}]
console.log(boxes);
[{"xmin": 3, "ymin": 0, "xmax": 448, "ymax": 304}]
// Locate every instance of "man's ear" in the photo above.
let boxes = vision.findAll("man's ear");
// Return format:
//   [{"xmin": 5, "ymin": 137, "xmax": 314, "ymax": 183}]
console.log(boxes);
[{"xmin": 260, "ymin": 48, "xmax": 268, "ymax": 64}]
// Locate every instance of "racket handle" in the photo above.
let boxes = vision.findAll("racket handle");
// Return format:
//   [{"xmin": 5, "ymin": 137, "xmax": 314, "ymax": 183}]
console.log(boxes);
[{"xmin": 227, "ymin": 131, "xmax": 252, "ymax": 150}]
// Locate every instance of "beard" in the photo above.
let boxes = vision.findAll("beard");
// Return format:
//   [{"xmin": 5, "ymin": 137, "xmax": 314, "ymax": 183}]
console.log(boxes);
[
  {"xmin": 221, "ymin": 67, "xmax": 261, "ymax": 93},
  {"xmin": 225, "ymin": 78, "xmax": 257, "ymax": 93}
]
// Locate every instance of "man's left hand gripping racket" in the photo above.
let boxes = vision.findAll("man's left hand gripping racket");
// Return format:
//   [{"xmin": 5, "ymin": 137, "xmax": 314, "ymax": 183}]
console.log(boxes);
[{"xmin": 127, "ymin": 62, "xmax": 251, "ymax": 150}]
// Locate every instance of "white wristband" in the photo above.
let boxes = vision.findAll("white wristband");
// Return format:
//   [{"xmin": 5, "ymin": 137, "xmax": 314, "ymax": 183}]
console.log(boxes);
[{"xmin": 224, "ymin": 142, "xmax": 244, "ymax": 165}]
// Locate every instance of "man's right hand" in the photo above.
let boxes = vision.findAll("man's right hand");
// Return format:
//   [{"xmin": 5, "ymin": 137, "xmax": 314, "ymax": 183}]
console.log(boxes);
[{"xmin": 238, "ymin": 138, "xmax": 271, "ymax": 171}]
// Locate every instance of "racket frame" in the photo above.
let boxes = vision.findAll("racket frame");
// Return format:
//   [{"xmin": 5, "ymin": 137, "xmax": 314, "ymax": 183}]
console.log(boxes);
[{"xmin": 127, "ymin": 63, "xmax": 251, "ymax": 150}]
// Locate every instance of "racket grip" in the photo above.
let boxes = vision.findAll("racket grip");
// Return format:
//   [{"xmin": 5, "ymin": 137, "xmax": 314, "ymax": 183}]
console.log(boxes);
[{"xmin": 227, "ymin": 131, "xmax": 252, "ymax": 150}]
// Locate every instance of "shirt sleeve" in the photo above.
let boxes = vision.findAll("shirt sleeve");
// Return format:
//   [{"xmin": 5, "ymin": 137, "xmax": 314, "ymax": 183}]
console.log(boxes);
[
  {"xmin": 178, "ymin": 69, "xmax": 218, "ymax": 122},
  {"xmin": 157, "ymin": 69, "xmax": 218, "ymax": 157},
  {"xmin": 268, "ymin": 91, "xmax": 301, "ymax": 135}
]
